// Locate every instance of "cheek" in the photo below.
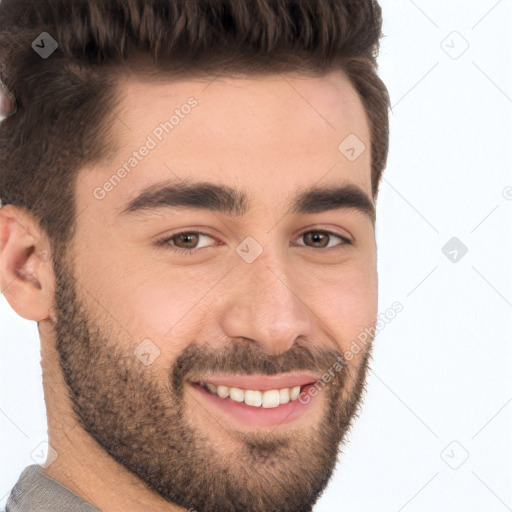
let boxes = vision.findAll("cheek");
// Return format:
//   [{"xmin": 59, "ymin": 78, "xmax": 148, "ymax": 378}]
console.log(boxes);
[
  {"xmin": 304, "ymin": 263, "xmax": 378, "ymax": 353},
  {"xmin": 316, "ymin": 267, "xmax": 377, "ymax": 400},
  {"xmin": 127, "ymin": 284, "xmax": 199, "ymax": 336},
  {"xmin": 116, "ymin": 268, "xmax": 217, "ymax": 350},
  {"xmin": 72, "ymin": 245, "xmax": 209, "ymax": 359}
]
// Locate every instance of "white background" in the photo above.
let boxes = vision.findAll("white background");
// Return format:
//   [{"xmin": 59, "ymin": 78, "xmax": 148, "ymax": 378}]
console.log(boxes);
[{"xmin": 1, "ymin": 0, "xmax": 512, "ymax": 510}]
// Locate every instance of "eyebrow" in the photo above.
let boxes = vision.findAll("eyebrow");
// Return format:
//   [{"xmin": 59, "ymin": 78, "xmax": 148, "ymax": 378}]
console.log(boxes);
[{"xmin": 117, "ymin": 179, "xmax": 375, "ymax": 223}]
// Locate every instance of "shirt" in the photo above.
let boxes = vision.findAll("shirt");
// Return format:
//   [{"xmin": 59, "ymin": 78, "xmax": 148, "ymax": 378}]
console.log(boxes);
[{"xmin": 5, "ymin": 465, "xmax": 100, "ymax": 512}]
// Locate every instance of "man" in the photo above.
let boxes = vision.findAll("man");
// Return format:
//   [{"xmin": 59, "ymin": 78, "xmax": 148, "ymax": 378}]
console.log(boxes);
[{"xmin": 0, "ymin": 0, "xmax": 390, "ymax": 510}]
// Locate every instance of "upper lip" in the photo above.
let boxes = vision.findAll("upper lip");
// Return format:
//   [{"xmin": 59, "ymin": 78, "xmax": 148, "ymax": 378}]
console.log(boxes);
[{"xmin": 191, "ymin": 373, "xmax": 320, "ymax": 391}]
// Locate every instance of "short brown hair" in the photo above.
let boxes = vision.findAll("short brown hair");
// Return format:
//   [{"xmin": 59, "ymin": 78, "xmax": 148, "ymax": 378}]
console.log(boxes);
[{"xmin": 0, "ymin": 0, "xmax": 390, "ymax": 261}]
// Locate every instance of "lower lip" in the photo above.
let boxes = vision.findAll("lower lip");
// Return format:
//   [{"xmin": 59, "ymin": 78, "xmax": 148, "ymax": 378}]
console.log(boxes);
[{"xmin": 189, "ymin": 383, "xmax": 318, "ymax": 428}]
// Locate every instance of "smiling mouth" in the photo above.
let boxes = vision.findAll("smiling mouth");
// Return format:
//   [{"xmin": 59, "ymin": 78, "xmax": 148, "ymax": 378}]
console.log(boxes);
[
  {"xmin": 188, "ymin": 374, "xmax": 322, "ymax": 428},
  {"xmin": 195, "ymin": 381, "xmax": 306, "ymax": 408}
]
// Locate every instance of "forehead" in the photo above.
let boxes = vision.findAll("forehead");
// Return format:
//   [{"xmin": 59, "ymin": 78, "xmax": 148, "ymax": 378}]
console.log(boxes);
[{"xmin": 76, "ymin": 70, "xmax": 372, "ymax": 220}]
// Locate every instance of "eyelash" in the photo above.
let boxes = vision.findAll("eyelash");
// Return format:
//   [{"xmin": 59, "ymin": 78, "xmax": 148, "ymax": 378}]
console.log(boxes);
[{"xmin": 155, "ymin": 229, "xmax": 353, "ymax": 256}]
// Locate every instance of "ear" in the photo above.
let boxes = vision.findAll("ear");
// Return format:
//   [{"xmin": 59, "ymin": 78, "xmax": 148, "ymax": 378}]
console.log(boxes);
[{"xmin": 0, "ymin": 204, "xmax": 56, "ymax": 323}]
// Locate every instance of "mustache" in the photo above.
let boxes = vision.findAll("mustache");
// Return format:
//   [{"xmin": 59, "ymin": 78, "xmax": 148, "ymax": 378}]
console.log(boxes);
[{"xmin": 170, "ymin": 339, "xmax": 346, "ymax": 392}]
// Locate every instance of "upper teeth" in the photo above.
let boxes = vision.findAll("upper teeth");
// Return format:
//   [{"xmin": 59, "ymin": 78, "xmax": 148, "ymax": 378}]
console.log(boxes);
[{"xmin": 202, "ymin": 382, "xmax": 302, "ymax": 408}]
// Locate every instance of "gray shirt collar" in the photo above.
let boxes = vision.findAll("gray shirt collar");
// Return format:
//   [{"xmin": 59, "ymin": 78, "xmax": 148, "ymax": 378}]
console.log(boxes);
[{"xmin": 6, "ymin": 465, "xmax": 100, "ymax": 512}]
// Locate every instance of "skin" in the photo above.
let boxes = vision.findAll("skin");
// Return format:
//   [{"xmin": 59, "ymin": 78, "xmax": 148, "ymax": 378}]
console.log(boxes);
[{"xmin": 0, "ymin": 70, "xmax": 377, "ymax": 511}]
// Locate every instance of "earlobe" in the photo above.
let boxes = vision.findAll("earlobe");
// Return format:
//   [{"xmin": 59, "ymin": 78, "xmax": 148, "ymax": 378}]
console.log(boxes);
[{"xmin": 0, "ymin": 205, "xmax": 56, "ymax": 323}]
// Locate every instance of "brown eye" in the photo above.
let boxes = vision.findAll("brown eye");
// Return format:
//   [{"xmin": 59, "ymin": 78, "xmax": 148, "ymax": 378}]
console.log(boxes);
[
  {"xmin": 173, "ymin": 232, "xmax": 200, "ymax": 249},
  {"xmin": 303, "ymin": 232, "xmax": 329, "ymax": 248},
  {"xmin": 155, "ymin": 231, "xmax": 218, "ymax": 255},
  {"xmin": 297, "ymin": 231, "xmax": 351, "ymax": 250}
]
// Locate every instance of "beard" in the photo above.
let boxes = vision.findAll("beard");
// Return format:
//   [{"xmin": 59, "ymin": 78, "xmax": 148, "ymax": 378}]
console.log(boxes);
[{"xmin": 52, "ymin": 255, "xmax": 374, "ymax": 512}]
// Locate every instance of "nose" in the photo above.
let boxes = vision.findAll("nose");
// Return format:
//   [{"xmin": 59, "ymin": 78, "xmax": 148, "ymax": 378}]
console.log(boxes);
[{"xmin": 219, "ymin": 254, "xmax": 312, "ymax": 356}]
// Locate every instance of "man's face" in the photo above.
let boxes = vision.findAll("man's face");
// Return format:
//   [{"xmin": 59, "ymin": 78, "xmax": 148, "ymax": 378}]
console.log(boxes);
[{"xmin": 53, "ymin": 71, "xmax": 377, "ymax": 511}]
